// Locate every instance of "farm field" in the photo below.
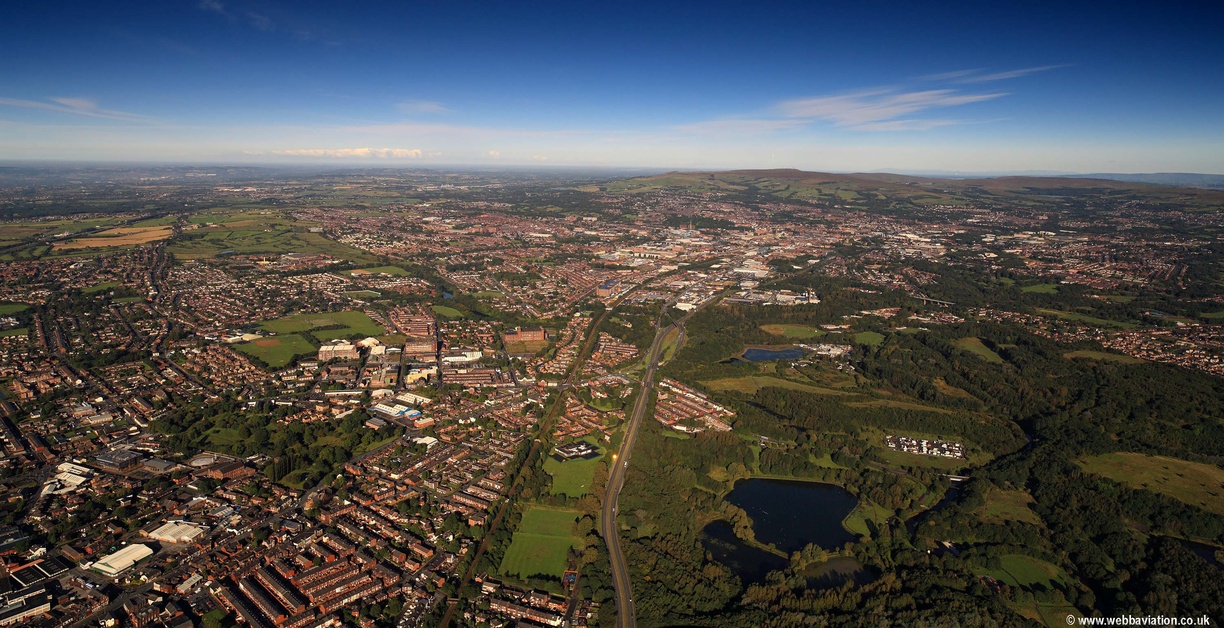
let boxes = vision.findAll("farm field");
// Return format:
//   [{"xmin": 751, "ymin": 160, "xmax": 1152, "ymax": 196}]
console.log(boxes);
[
  {"xmin": 258, "ymin": 310, "xmax": 383, "ymax": 341},
  {"xmin": 1078, "ymin": 452, "xmax": 1224, "ymax": 516},
  {"xmin": 760, "ymin": 324, "xmax": 824, "ymax": 339},
  {"xmin": 55, "ymin": 225, "xmax": 173, "ymax": 249},
  {"xmin": 954, "ymin": 337, "xmax": 1004, "ymax": 363},
  {"xmin": 499, "ymin": 507, "xmax": 579, "ymax": 579},
  {"xmin": 234, "ymin": 334, "xmax": 317, "ymax": 368}
]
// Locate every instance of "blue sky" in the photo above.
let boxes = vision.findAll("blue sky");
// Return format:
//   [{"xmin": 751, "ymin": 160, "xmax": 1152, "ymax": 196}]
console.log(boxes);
[{"xmin": 2, "ymin": 1, "xmax": 1222, "ymax": 172}]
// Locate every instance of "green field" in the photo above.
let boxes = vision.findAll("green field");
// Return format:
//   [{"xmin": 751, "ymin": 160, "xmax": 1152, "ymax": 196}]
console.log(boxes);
[
  {"xmin": 977, "ymin": 489, "xmax": 1043, "ymax": 526},
  {"xmin": 499, "ymin": 507, "xmax": 580, "ymax": 579},
  {"xmin": 955, "ymin": 337, "xmax": 1004, "ymax": 363},
  {"xmin": 1021, "ymin": 283, "xmax": 1059, "ymax": 294},
  {"xmin": 544, "ymin": 451, "xmax": 603, "ymax": 498},
  {"xmin": 234, "ymin": 334, "xmax": 317, "ymax": 368},
  {"xmin": 1036, "ymin": 308, "xmax": 1136, "ymax": 329},
  {"xmin": 702, "ymin": 376, "xmax": 853, "ymax": 396},
  {"xmin": 877, "ymin": 447, "xmax": 968, "ymax": 470},
  {"xmin": 988, "ymin": 554, "xmax": 1065, "ymax": 592},
  {"xmin": 0, "ymin": 303, "xmax": 29, "ymax": 315},
  {"xmin": 842, "ymin": 499, "xmax": 891, "ymax": 537},
  {"xmin": 473, "ymin": 290, "xmax": 507, "ymax": 299},
  {"xmin": 0, "ymin": 328, "xmax": 28, "ymax": 338},
  {"xmin": 344, "ymin": 290, "xmax": 382, "ymax": 299},
  {"xmin": 83, "ymin": 281, "xmax": 120, "ymax": 294},
  {"xmin": 168, "ymin": 225, "xmax": 377, "ymax": 263},
  {"xmin": 760, "ymin": 324, "xmax": 824, "ymax": 339},
  {"xmin": 1200, "ymin": 311, "xmax": 1224, "ymax": 320},
  {"xmin": 348, "ymin": 265, "xmax": 410, "ymax": 276},
  {"xmin": 853, "ymin": 331, "xmax": 885, "ymax": 346},
  {"xmin": 258, "ymin": 310, "xmax": 383, "ymax": 341},
  {"xmin": 1063, "ymin": 350, "xmax": 1143, "ymax": 364},
  {"xmin": 431, "ymin": 304, "xmax": 464, "ymax": 318},
  {"xmin": 1079, "ymin": 452, "xmax": 1224, "ymax": 516}
]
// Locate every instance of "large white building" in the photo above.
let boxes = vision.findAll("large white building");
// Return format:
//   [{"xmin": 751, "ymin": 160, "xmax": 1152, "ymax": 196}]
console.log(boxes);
[
  {"xmin": 91, "ymin": 544, "xmax": 154, "ymax": 577},
  {"xmin": 147, "ymin": 521, "xmax": 207, "ymax": 544}
]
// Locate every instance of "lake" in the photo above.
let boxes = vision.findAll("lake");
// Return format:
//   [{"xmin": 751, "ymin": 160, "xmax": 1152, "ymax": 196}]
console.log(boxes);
[
  {"xmin": 741, "ymin": 346, "xmax": 805, "ymax": 362},
  {"xmin": 701, "ymin": 520, "xmax": 789, "ymax": 584},
  {"xmin": 701, "ymin": 477, "xmax": 874, "ymax": 585},
  {"xmin": 726, "ymin": 478, "xmax": 859, "ymax": 553}
]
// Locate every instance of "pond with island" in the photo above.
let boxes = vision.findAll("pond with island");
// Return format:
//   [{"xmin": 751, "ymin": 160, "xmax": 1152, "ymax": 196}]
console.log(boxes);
[{"xmin": 701, "ymin": 478, "xmax": 878, "ymax": 587}]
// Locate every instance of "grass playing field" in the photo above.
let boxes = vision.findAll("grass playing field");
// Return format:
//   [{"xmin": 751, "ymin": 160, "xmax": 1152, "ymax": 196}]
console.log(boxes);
[
  {"xmin": 234, "ymin": 334, "xmax": 317, "ymax": 368},
  {"xmin": 258, "ymin": 310, "xmax": 383, "ymax": 341},
  {"xmin": 1079, "ymin": 452, "xmax": 1224, "ymax": 516},
  {"xmin": 544, "ymin": 449, "xmax": 603, "ymax": 497},
  {"xmin": 499, "ymin": 507, "xmax": 579, "ymax": 579},
  {"xmin": 0, "ymin": 303, "xmax": 29, "ymax": 315}
]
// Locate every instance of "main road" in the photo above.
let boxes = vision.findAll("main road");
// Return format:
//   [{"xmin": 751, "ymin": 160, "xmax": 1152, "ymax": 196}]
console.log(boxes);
[{"xmin": 600, "ymin": 312, "xmax": 673, "ymax": 628}]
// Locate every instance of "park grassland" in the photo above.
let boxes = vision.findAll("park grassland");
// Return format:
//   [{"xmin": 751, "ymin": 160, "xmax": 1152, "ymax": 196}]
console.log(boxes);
[
  {"xmin": 168, "ymin": 222, "xmax": 378, "ymax": 264},
  {"xmin": 1063, "ymin": 350, "xmax": 1143, "ymax": 364},
  {"xmin": 760, "ymin": 323, "xmax": 824, "ymax": 339},
  {"xmin": 346, "ymin": 265, "xmax": 410, "ymax": 276},
  {"xmin": 853, "ymin": 331, "xmax": 885, "ymax": 346},
  {"xmin": 0, "ymin": 303, "xmax": 29, "ymax": 315},
  {"xmin": 1035, "ymin": 308, "xmax": 1136, "ymax": 329},
  {"xmin": 1020, "ymin": 283, "xmax": 1059, "ymax": 294},
  {"xmin": 977, "ymin": 489, "xmax": 1043, "ymax": 526},
  {"xmin": 954, "ymin": 337, "xmax": 1004, "ymax": 363},
  {"xmin": 1078, "ymin": 452, "xmax": 1224, "ymax": 516},
  {"xmin": 499, "ymin": 507, "xmax": 580, "ymax": 580},
  {"xmin": 234, "ymin": 334, "xmax": 317, "ymax": 368},
  {"xmin": 430, "ymin": 304, "xmax": 464, "ymax": 318},
  {"xmin": 702, "ymin": 375, "xmax": 852, "ymax": 396},
  {"xmin": 258, "ymin": 310, "xmax": 383, "ymax": 341}
]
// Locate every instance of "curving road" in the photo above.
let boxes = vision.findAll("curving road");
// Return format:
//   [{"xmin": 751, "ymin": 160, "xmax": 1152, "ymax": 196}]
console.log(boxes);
[{"xmin": 601, "ymin": 315, "xmax": 673, "ymax": 628}]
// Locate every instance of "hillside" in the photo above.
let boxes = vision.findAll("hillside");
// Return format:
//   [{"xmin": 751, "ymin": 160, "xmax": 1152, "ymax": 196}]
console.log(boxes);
[{"xmin": 584, "ymin": 168, "xmax": 1224, "ymax": 209}]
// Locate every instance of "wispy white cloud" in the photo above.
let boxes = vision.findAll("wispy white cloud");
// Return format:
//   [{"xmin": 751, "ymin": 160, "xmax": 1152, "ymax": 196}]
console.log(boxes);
[
  {"xmin": 396, "ymin": 100, "xmax": 449, "ymax": 115},
  {"xmin": 485, "ymin": 150, "xmax": 501, "ymax": 158},
  {"xmin": 198, "ymin": 1, "xmax": 277, "ymax": 33},
  {"xmin": 270, "ymin": 147, "xmax": 423, "ymax": 158},
  {"xmin": 955, "ymin": 65, "xmax": 1066, "ymax": 83},
  {"xmin": 0, "ymin": 96, "xmax": 152, "ymax": 122},
  {"xmin": 778, "ymin": 89, "xmax": 1005, "ymax": 128},
  {"xmin": 675, "ymin": 64, "xmax": 1063, "ymax": 137}
]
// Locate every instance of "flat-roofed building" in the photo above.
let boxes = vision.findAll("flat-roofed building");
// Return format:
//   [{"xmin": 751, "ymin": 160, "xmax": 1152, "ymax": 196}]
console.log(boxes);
[{"xmin": 92, "ymin": 544, "xmax": 154, "ymax": 577}]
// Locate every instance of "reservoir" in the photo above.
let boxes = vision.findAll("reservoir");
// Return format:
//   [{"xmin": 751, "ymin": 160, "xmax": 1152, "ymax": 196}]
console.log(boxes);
[
  {"xmin": 741, "ymin": 346, "xmax": 805, "ymax": 362},
  {"xmin": 725, "ymin": 478, "xmax": 859, "ymax": 553},
  {"xmin": 701, "ymin": 478, "xmax": 869, "ymax": 584}
]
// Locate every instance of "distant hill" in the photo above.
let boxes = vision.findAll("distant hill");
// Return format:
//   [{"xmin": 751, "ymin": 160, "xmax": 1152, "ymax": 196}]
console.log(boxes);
[
  {"xmin": 1063, "ymin": 173, "xmax": 1224, "ymax": 189},
  {"xmin": 584, "ymin": 168, "xmax": 1224, "ymax": 209}
]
